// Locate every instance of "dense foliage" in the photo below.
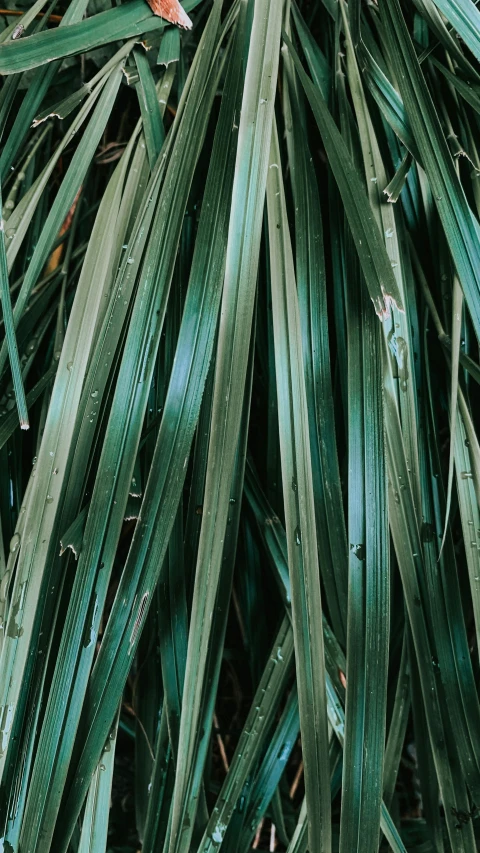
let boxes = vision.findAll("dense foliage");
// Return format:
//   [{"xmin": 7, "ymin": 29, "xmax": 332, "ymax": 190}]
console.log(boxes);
[{"xmin": 0, "ymin": 0, "xmax": 480, "ymax": 850}]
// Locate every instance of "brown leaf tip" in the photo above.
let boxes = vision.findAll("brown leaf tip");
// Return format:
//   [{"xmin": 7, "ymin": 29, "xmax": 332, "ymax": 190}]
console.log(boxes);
[{"xmin": 146, "ymin": 0, "xmax": 192, "ymax": 28}]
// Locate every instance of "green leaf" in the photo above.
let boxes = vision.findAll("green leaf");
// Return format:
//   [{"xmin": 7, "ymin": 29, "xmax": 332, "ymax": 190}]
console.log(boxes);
[
  {"xmin": 429, "ymin": 0, "xmax": 480, "ymax": 63},
  {"xmin": 167, "ymin": 4, "xmax": 282, "ymax": 851},
  {"xmin": 378, "ymin": 0, "xmax": 480, "ymax": 343},
  {"xmin": 0, "ymin": 192, "xmax": 28, "ymax": 429},
  {"xmin": 1, "ymin": 0, "xmax": 480, "ymax": 848},
  {"xmin": 134, "ymin": 47, "xmax": 165, "ymax": 169},
  {"xmin": 360, "ymin": 47, "xmax": 420, "ymax": 161},
  {"xmin": 0, "ymin": 63, "xmax": 125, "ymax": 380},
  {"xmin": 77, "ymin": 711, "xmax": 119, "ymax": 853},
  {"xmin": 158, "ymin": 26, "xmax": 181, "ymax": 65},
  {"xmin": 383, "ymin": 631, "xmax": 411, "ymax": 810},
  {"xmin": 0, "ymin": 126, "xmax": 138, "ymax": 814},
  {"xmin": 335, "ymin": 25, "xmax": 393, "ymax": 830},
  {"xmin": 284, "ymin": 40, "xmax": 348, "ymax": 645},
  {"xmin": 241, "ymin": 686, "xmax": 300, "ymax": 848},
  {"xmin": 430, "ymin": 56, "xmax": 480, "ymax": 116},
  {"xmin": 0, "ymin": 1, "xmax": 163, "ymax": 74},
  {"xmin": 0, "ymin": 0, "xmax": 93, "ymax": 178},
  {"xmin": 284, "ymin": 32, "xmax": 404, "ymax": 318},
  {"xmin": 47, "ymin": 7, "xmax": 247, "ymax": 850},
  {"xmin": 383, "ymin": 352, "xmax": 477, "ymax": 850},
  {"xmin": 31, "ymin": 39, "xmax": 136, "ymax": 127},
  {"xmin": 197, "ymin": 616, "xmax": 295, "ymax": 853},
  {"xmin": 267, "ymin": 116, "xmax": 331, "ymax": 852},
  {"xmin": 17, "ymin": 7, "xmax": 224, "ymax": 851},
  {"xmin": 383, "ymin": 150, "xmax": 413, "ymax": 202}
]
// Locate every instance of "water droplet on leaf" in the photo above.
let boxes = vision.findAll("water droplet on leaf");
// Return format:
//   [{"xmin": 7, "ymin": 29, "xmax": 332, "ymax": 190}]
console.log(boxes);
[{"xmin": 9, "ymin": 533, "xmax": 20, "ymax": 554}]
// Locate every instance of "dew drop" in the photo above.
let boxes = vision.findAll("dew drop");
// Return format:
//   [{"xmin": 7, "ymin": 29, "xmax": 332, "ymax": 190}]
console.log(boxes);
[
  {"xmin": 0, "ymin": 570, "xmax": 10, "ymax": 602},
  {"xmin": 294, "ymin": 525, "xmax": 301, "ymax": 546},
  {"xmin": 9, "ymin": 533, "xmax": 20, "ymax": 554}
]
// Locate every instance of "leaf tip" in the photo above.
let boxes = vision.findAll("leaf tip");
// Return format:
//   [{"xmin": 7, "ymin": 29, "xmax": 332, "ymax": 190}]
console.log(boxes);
[
  {"xmin": 376, "ymin": 290, "xmax": 404, "ymax": 321},
  {"xmin": 146, "ymin": 0, "xmax": 192, "ymax": 29},
  {"xmin": 32, "ymin": 113, "xmax": 60, "ymax": 128},
  {"xmin": 59, "ymin": 541, "xmax": 79, "ymax": 559}
]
